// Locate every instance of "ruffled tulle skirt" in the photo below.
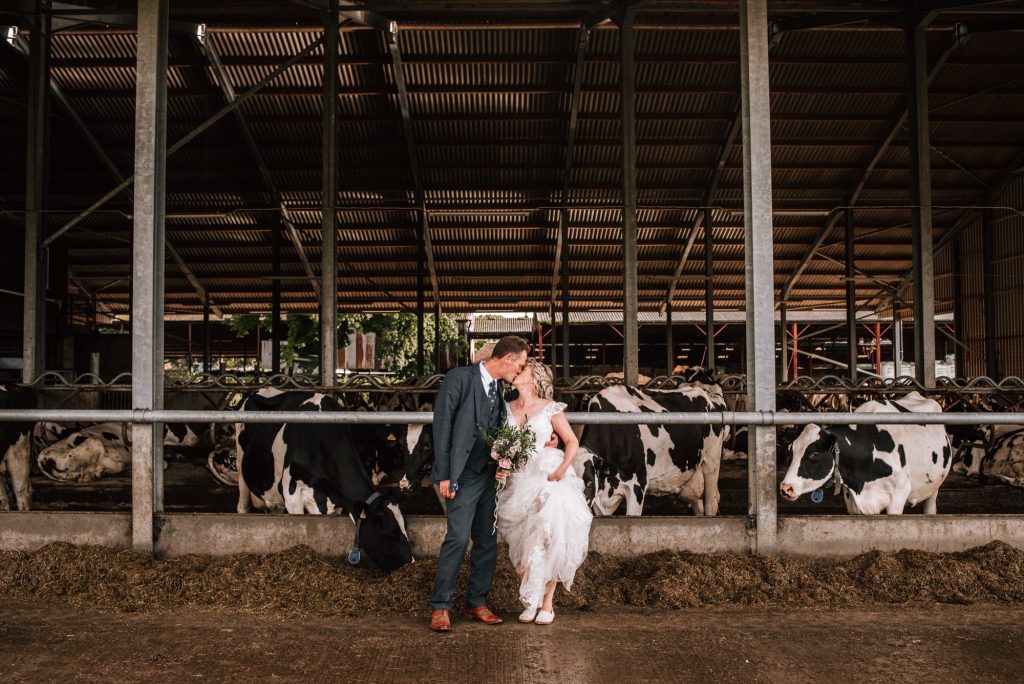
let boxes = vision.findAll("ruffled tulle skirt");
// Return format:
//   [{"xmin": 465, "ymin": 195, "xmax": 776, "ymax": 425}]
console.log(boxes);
[{"xmin": 495, "ymin": 447, "xmax": 593, "ymax": 611}]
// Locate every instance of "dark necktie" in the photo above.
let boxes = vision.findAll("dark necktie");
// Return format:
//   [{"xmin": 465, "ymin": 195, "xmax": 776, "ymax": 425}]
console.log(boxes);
[{"xmin": 488, "ymin": 379, "xmax": 498, "ymax": 407}]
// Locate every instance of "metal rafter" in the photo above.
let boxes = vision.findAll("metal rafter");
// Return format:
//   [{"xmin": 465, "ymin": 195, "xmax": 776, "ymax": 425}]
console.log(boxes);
[
  {"xmin": 42, "ymin": 26, "xmax": 334, "ymax": 249},
  {"xmin": 386, "ymin": 23, "xmax": 441, "ymax": 310},
  {"xmin": 549, "ymin": 25, "xmax": 590, "ymax": 304},
  {"xmin": 778, "ymin": 22, "xmax": 970, "ymax": 304},
  {"xmin": 193, "ymin": 23, "xmax": 320, "ymax": 301}
]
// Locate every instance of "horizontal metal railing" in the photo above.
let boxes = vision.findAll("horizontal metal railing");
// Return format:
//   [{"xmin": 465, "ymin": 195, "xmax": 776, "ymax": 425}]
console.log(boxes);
[{"xmin": 1, "ymin": 409, "xmax": 1023, "ymax": 426}]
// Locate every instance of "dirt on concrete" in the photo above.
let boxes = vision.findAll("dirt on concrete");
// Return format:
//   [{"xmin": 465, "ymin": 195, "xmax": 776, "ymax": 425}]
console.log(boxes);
[{"xmin": 2, "ymin": 602, "xmax": 1023, "ymax": 683}]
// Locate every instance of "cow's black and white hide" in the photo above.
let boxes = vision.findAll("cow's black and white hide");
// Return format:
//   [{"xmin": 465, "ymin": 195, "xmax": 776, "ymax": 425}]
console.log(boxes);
[
  {"xmin": 574, "ymin": 383, "xmax": 730, "ymax": 516},
  {"xmin": 779, "ymin": 392, "xmax": 951, "ymax": 514},
  {"xmin": 36, "ymin": 421, "xmax": 204, "ymax": 483},
  {"xmin": 357, "ymin": 393, "xmax": 424, "ymax": 487},
  {"xmin": 980, "ymin": 428, "xmax": 1024, "ymax": 487},
  {"xmin": 37, "ymin": 422, "xmax": 132, "ymax": 482},
  {"xmin": 235, "ymin": 388, "xmax": 413, "ymax": 572},
  {"xmin": 722, "ymin": 425, "xmax": 748, "ymax": 462},
  {"xmin": 951, "ymin": 425, "xmax": 1024, "ymax": 486},
  {"xmin": 208, "ymin": 394, "xmax": 434, "ymax": 491},
  {"xmin": 0, "ymin": 386, "xmax": 34, "ymax": 511}
]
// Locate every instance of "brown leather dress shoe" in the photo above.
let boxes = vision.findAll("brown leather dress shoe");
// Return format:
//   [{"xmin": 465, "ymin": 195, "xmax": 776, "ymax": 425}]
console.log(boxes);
[
  {"xmin": 463, "ymin": 605, "xmax": 503, "ymax": 625},
  {"xmin": 430, "ymin": 609, "xmax": 452, "ymax": 632}
]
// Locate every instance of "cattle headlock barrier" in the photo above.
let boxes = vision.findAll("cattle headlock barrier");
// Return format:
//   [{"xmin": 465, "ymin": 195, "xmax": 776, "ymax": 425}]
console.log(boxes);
[{"xmin": 4, "ymin": 380, "xmax": 1024, "ymax": 560}]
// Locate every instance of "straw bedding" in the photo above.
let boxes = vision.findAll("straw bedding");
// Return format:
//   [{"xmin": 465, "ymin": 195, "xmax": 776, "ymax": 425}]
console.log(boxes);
[{"xmin": 2, "ymin": 541, "xmax": 1023, "ymax": 615}]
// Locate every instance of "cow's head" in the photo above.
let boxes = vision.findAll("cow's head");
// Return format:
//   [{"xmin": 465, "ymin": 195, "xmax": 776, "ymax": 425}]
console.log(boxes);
[
  {"xmin": 779, "ymin": 424, "xmax": 838, "ymax": 501},
  {"xmin": 351, "ymin": 490, "xmax": 414, "ymax": 572},
  {"xmin": 399, "ymin": 423, "xmax": 434, "ymax": 490}
]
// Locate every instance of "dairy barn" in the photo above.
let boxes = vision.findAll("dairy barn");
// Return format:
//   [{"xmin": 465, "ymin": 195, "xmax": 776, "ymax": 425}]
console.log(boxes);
[{"xmin": 2, "ymin": 0, "xmax": 1024, "ymax": 679}]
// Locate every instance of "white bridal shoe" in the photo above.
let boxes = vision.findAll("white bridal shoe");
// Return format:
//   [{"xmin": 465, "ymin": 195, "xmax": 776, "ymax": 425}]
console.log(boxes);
[
  {"xmin": 534, "ymin": 610, "xmax": 554, "ymax": 625},
  {"xmin": 519, "ymin": 607, "xmax": 538, "ymax": 623}
]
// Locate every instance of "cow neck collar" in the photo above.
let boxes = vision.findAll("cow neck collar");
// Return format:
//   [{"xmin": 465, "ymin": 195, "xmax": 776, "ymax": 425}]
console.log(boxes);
[
  {"xmin": 829, "ymin": 442, "xmax": 843, "ymax": 495},
  {"xmin": 348, "ymin": 491, "xmax": 383, "ymax": 566}
]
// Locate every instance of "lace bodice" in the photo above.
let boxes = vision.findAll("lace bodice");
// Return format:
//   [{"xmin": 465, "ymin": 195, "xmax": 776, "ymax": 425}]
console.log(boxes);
[{"xmin": 507, "ymin": 400, "xmax": 566, "ymax": 449}]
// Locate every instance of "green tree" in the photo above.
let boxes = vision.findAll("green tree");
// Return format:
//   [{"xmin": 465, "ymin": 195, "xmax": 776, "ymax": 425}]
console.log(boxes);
[
  {"xmin": 359, "ymin": 313, "xmax": 465, "ymax": 378},
  {"xmin": 224, "ymin": 312, "xmax": 464, "ymax": 378}
]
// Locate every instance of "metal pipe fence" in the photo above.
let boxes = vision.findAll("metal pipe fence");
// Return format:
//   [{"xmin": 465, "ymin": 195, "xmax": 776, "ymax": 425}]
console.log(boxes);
[{"xmin": 2, "ymin": 409, "xmax": 1023, "ymax": 426}]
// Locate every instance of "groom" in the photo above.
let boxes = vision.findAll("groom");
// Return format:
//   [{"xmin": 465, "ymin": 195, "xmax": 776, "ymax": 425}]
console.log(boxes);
[{"xmin": 429, "ymin": 335, "xmax": 530, "ymax": 632}]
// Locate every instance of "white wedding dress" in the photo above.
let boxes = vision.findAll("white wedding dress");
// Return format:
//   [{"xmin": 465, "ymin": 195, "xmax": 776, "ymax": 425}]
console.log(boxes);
[{"xmin": 495, "ymin": 401, "xmax": 593, "ymax": 612}]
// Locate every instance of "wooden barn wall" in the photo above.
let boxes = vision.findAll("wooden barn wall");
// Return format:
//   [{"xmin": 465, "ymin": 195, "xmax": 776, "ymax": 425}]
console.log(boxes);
[{"xmin": 956, "ymin": 175, "xmax": 1024, "ymax": 378}]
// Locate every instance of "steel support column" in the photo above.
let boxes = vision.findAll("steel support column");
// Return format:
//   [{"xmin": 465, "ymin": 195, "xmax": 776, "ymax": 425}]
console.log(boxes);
[
  {"xmin": 619, "ymin": 7, "xmax": 639, "ymax": 385},
  {"xmin": 952, "ymin": 237, "xmax": 965, "ymax": 378},
  {"xmin": 417, "ymin": 212, "xmax": 426, "ymax": 376},
  {"xmin": 130, "ymin": 0, "xmax": 168, "ymax": 554},
  {"xmin": 845, "ymin": 208, "xmax": 857, "ymax": 381},
  {"xmin": 779, "ymin": 303, "xmax": 788, "ymax": 383},
  {"xmin": 907, "ymin": 9, "xmax": 936, "ymax": 386},
  {"xmin": 22, "ymin": 0, "xmax": 51, "ymax": 384},
  {"xmin": 560, "ymin": 208, "xmax": 571, "ymax": 379},
  {"xmin": 271, "ymin": 215, "xmax": 282, "ymax": 374},
  {"xmin": 982, "ymin": 208, "xmax": 998, "ymax": 377},
  {"xmin": 704, "ymin": 206, "xmax": 716, "ymax": 370},
  {"xmin": 893, "ymin": 302, "xmax": 904, "ymax": 377},
  {"xmin": 740, "ymin": 0, "xmax": 777, "ymax": 555},
  {"xmin": 202, "ymin": 294, "xmax": 211, "ymax": 373},
  {"xmin": 434, "ymin": 300, "xmax": 442, "ymax": 373},
  {"xmin": 665, "ymin": 298, "xmax": 673, "ymax": 376},
  {"xmin": 320, "ymin": 3, "xmax": 339, "ymax": 388},
  {"xmin": 549, "ymin": 301, "xmax": 557, "ymax": 375}
]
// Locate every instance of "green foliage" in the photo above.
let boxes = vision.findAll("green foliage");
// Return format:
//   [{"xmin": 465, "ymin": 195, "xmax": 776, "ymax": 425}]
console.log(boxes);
[
  {"xmin": 360, "ymin": 313, "xmax": 466, "ymax": 378},
  {"xmin": 220, "ymin": 312, "xmax": 465, "ymax": 377}
]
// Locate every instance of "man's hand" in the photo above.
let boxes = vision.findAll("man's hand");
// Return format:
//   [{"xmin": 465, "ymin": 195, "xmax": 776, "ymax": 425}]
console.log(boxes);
[
  {"xmin": 439, "ymin": 480, "xmax": 457, "ymax": 500},
  {"xmin": 544, "ymin": 435, "xmax": 559, "ymax": 449}
]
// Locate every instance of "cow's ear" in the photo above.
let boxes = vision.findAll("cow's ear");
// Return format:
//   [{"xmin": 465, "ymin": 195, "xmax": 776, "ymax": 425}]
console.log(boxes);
[{"xmin": 819, "ymin": 429, "xmax": 838, "ymax": 451}]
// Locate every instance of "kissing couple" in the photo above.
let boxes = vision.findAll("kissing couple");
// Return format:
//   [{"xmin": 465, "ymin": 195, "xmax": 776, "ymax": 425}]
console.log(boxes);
[{"xmin": 429, "ymin": 335, "xmax": 593, "ymax": 631}]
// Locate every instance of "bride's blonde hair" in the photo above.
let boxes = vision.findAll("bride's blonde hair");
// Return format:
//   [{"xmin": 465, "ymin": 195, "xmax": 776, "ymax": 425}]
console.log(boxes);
[{"xmin": 527, "ymin": 359, "xmax": 554, "ymax": 400}]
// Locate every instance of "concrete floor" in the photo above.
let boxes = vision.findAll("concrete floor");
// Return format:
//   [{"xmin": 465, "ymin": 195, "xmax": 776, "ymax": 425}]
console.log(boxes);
[{"xmin": 3, "ymin": 602, "xmax": 1023, "ymax": 683}]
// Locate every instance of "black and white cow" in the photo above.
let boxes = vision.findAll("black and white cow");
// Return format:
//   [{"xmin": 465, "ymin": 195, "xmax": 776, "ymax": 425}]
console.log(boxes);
[
  {"xmin": 978, "ymin": 428, "xmax": 1024, "ymax": 487},
  {"xmin": 36, "ymin": 421, "xmax": 203, "ymax": 483},
  {"xmin": 573, "ymin": 382, "xmax": 730, "ymax": 516},
  {"xmin": 207, "ymin": 398, "xmax": 434, "ymax": 492},
  {"xmin": 779, "ymin": 391, "xmax": 951, "ymax": 514},
  {"xmin": 952, "ymin": 425, "xmax": 1024, "ymax": 486},
  {"xmin": 0, "ymin": 385, "xmax": 34, "ymax": 511},
  {"xmin": 235, "ymin": 388, "xmax": 413, "ymax": 572}
]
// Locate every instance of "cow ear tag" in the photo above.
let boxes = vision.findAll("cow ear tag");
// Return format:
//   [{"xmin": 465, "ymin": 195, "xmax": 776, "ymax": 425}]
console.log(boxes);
[
  {"xmin": 348, "ymin": 548, "xmax": 361, "ymax": 565},
  {"xmin": 359, "ymin": 510, "xmax": 367, "ymax": 519},
  {"xmin": 810, "ymin": 490, "xmax": 824, "ymax": 504},
  {"xmin": 387, "ymin": 434, "xmax": 396, "ymax": 441}
]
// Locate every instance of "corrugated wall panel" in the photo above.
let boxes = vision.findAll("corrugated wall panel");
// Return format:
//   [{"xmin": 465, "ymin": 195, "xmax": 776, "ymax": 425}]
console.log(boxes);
[{"xmin": 958, "ymin": 175, "xmax": 1024, "ymax": 378}]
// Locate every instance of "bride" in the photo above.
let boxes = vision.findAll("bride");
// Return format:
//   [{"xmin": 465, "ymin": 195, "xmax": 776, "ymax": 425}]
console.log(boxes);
[{"xmin": 496, "ymin": 359, "xmax": 593, "ymax": 625}]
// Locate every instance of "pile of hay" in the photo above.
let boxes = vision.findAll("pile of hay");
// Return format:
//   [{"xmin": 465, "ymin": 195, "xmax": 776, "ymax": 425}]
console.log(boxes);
[{"xmin": 2, "ymin": 541, "xmax": 1024, "ymax": 615}]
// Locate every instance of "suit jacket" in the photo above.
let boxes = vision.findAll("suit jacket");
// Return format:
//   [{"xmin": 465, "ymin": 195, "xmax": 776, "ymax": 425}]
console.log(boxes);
[{"xmin": 430, "ymin": 364, "xmax": 506, "ymax": 485}]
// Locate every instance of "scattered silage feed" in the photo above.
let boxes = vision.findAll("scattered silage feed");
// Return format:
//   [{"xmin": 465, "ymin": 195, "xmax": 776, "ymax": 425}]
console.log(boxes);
[{"xmin": 2, "ymin": 541, "xmax": 1024, "ymax": 615}]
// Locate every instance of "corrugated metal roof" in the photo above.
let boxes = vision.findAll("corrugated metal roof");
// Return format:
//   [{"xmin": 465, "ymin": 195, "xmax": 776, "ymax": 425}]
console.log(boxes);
[{"xmin": 3, "ymin": 1, "xmax": 1021, "ymax": 318}]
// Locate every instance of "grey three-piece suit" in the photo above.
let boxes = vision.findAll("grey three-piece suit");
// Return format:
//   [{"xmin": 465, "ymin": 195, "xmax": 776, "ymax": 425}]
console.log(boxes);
[{"xmin": 429, "ymin": 363, "xmax": 505, "ymax": 610}]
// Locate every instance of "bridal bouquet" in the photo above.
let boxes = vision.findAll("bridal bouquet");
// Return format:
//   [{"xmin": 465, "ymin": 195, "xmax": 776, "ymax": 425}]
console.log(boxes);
[{"xmin": 482, "ymin": 422, "xmax": 536, "ymax": 491}]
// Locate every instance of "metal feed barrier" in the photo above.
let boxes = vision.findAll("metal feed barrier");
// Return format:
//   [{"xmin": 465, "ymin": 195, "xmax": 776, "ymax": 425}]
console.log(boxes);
[{"xmin": 4, "ymin": 374, "xmax": 1024, "ymax": 559}]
